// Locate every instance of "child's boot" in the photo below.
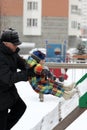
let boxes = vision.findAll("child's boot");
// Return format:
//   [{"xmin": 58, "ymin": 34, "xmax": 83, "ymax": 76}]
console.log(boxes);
[
  {"xmin": 63, "ymin": 89, "xmax": 76, "ymax": 100},
  {"xmin": 63, "ymin": 82, "xmax": 75, "ymax": 91}
]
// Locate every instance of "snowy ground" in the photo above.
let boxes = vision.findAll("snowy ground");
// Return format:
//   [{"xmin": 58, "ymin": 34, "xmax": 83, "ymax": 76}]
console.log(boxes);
[{"xmin": 12, "ymin": 69, "xmax": 87, "ymax": 130}]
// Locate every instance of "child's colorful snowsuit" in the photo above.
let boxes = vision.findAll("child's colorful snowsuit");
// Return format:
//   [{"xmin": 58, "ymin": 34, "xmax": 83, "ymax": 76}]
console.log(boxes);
[{"xmin": 27, "ymin": 56, "xmax": 65, "ymax": 98}]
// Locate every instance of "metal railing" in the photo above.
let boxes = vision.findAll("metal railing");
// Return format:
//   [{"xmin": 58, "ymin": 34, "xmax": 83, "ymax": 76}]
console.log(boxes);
[{"xmin": 45, "ymin": 62, "xmax": 87, "ymax": 69}]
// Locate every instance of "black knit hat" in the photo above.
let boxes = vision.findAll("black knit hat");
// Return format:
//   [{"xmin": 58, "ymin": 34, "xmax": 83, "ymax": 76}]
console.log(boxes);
[{"xmin": 1, "ymin": 28, "xmax": 21, "ymax": 45}]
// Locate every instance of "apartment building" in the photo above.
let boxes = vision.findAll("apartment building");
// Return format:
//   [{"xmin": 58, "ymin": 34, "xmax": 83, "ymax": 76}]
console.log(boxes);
[
  {"xmin": 81, "ymin": 0, "xmax": 87, "ymax": 38},
  {"xmin": 68, "ymin": 0, "xmax": 82, "ymax": 47},
  {"xmin": 0, "ymin": 0, "xmax": 82, "ymax": 48}
]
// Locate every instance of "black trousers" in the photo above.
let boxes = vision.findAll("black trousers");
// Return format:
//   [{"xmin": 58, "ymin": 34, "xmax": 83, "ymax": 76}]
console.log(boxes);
[{"xmin": 0, "ymin": 97, "xmax": 26, "ymax": 130}]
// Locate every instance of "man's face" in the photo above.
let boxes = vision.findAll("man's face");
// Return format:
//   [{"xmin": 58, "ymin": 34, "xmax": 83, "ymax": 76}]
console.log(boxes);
[{"xmin": 3, "ymin": 42, "xmax": 18, "ymax": 52}]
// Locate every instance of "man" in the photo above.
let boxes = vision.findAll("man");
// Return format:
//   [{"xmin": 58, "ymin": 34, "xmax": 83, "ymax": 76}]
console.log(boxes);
[{"xmin": 0, "ymin": 28, "xmax": 35, "ymax": 130}]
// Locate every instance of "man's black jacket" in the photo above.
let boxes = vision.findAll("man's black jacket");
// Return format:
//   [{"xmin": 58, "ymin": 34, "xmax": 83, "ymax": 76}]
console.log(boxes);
[{"xmin": 0, "ymin": 43, "xmax": 28, "ymax": 110}]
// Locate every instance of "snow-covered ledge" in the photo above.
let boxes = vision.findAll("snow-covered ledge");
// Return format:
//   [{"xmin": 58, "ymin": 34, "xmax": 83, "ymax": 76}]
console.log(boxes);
[
  {"xmin": 30, "ymin": 105, "xmax": 58, "ymax": 130},
  {"xmin": 29, "ymin": 95, "xmax": 79, "ymax": 130}
]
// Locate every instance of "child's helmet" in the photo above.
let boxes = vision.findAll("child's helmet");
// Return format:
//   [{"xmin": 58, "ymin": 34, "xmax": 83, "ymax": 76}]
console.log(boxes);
[{"xmin": 31, "ymin": 50, "xmax": 46, "ymax": 62}]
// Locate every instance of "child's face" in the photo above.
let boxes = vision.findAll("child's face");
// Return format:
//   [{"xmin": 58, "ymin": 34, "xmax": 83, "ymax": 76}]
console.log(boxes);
[{"xmin": 39, "ymin": 59, "xmax": 45, "ymax": 65}]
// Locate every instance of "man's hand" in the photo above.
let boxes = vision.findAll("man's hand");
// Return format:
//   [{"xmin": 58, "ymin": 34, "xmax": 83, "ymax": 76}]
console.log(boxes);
[{"xmin": 26, "ymin": 64, "xmax": 36, "ymax": 77}]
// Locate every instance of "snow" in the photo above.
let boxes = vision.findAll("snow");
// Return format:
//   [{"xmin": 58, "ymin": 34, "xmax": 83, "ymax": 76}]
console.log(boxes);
[
  {"xmin": 11, "ymin": 69, "xmax": 87, "ymax": 130},
  {"xmin": 11, "ymin": 81, "xmax": 59, "ymax": 130}
]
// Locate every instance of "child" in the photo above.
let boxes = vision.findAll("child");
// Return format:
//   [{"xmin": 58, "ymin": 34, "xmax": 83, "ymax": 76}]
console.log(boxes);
[{"xmin": 27, "ymin": 50, "xmax": 76, "ymax": 101}]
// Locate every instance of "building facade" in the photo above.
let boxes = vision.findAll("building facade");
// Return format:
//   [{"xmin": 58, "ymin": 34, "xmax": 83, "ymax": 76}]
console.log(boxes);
[
  {"xmin": 0, "ymin": 0, "xmax": 82, "ymax": 48},
  {"xmin": 81, "ymin": 0, "xmax": 87, "ymax": 38},
  {"xmin": 68, "ymin": 0, "xmax": 82, "ymax": 47}
]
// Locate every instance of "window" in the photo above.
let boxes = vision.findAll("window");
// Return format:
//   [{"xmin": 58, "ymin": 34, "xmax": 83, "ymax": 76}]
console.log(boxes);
[
  {"xmin": 71, "ymin": 21, "xmax": 77, "ymax": 29},
  {"xmin": 27, "ymin": 18, "xmax": 38, "ymax": 27},
  {"xmin": 33, "ymin": 19, "xmax": 38, "ymax": 26},
  {"xmin": 78, "ymin": 23, "xmax": 80, "ymax": 30},
  {"xmin": 27, "ymin": 2, "xmax": 32, "ymax": 10},
  {"xmin": 71, "ymin": 5, "xmax": 78, "ymax": 14},
  {"xmin": 27, "ymin": 1, "xmax": 38, "ymax": 10},
  {"xmin": 71, "ymin": 5, "xmax": 81, "ymax": 15},
  {"xmin": 27, "ymin": 18, "xmax": 31, "ymax": 27},
  {"xmin": 33, "ymin": 2, "xmax": 38, "ymax": 10},
  {"xmin": 78, "ymin": 8, "xmax": 81, "ymax": 15}
]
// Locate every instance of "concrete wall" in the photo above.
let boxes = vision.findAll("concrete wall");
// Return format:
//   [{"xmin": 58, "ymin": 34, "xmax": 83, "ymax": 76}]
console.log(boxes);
[{"xmin": 42, "ymin": 17, "xmax": 68, "ymax": 45}]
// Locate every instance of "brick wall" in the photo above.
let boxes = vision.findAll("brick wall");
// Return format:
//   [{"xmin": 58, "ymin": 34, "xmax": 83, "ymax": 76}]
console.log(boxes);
[{"xmin": 0, "ymin": 0, "xmax": 23, "ymax": 16}]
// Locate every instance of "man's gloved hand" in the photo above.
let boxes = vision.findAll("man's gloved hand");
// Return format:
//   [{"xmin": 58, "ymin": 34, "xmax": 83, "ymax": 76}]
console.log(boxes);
[
  {"xmin": 41, "ymin": 69, "xmax": 49, "ymax": 77},
  {"xmin": 26, "ymin": 64, "xmax": 36, "ymax": 77}
]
